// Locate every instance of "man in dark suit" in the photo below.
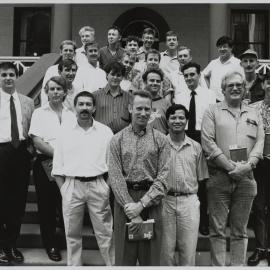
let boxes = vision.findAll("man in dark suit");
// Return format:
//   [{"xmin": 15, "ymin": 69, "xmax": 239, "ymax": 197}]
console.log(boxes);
[{"xmin": 0, "ymin": 62, "xmax": 34, "ymax": 265}]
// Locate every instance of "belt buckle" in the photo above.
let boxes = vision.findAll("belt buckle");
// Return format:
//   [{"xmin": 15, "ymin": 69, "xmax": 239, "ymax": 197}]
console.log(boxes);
[
  {"xmin": 133, "ymin": 183, "xmax": 140, "ymax": 190},
  {"xmin": 173, "ymin": 192, "xmax": 178, "ymax": 197}
]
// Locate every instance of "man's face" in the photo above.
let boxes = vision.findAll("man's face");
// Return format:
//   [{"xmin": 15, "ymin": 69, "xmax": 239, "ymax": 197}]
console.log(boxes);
[
  {"xmin": 107, "ymin": 70, "xmax": 123, "ymax": 88},
  {"xmin": 59, "ymin": 64, "xmax": 77, "ymax": 84},
  {"xmin": 0, "ymin": 68, "xmax": 17, "ymax": 93},
  {"xmin": 178, "ymin": 49, "xmax": 192, "ymax": 67},
  {"xmin": 47, "ymin": 81, "xmax": 65, "ymax": 103},
  {"xmin": 61, "ymin": 44, "xmax": 75, "ymax": 60},
  {"xmin": 166, "ymin": 35, "xmax": 178, "ymax": 50},
  {"xmin": 183, "ymin": 67, "xmax": 200, "ymax": 91},
  {"xmin": 241, "ymin": 56, "xmax": 258, "ymax": 74},
  {"xmin": 262, "ymin": 79, "xmax": 270, "ymax": 99},
  {"xmin": 122, "ymin": 55, "xmax": 135, "ymax": 74},
  {"xmin": 168, "ymin": 109, "xmax": 187, "ymax": 134},
  {"xmin": 129, "ymin": 95, "xmax": 152, "ymax": 128},
  {"xmin": 126, "ymin": 40, "xmax": 139, "ymax": 54},
  {"xmin": 80, "ymin": 31, "xmax": 95, "ymax": 45},
  {"xmin": 217, "ymin": 43, "xmax": 232, "ymax": 60},
  {"xmin": 146, "ymin": 72, "xmax": 162, "ymax": 96},
  {"xmin": 142, "ymin": 33, "xmax": 155, "ymax": 49},
  {"xmin": 108, "ymin": 29, "xmax": 121, "ymax": 45},
  {"xmin": 85, "ymin": 45, "xmax": 99, "ymax": 63},
  {"xmin": 75, "ymin": 96, "xmax": 96, "ymax": 121},
  {"xmin": 146, "ymin": 53, "xmax": 160, "ymax": 68},
  {"xmin": 222, "ymin": 74, "xmax": 245, "ymax": 103}
]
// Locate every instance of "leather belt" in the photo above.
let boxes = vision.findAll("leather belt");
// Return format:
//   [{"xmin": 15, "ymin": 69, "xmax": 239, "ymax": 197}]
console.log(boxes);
[
  {"xmin": 75, "ymin": 174, "xmax": 103, "ymax": 182},
  {"xmin": 167, "ymin": 191, "xmax": 194, "ymax": 197},
  {"xmin": 126, "ymin": 180, "xmax": 153, "ymax": 191}
]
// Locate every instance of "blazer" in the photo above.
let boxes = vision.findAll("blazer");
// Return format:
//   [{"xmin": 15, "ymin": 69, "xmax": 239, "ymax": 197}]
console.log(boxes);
[{"xmin": 0, "ymin": 90, "xmax": 35, "ymax": 139}]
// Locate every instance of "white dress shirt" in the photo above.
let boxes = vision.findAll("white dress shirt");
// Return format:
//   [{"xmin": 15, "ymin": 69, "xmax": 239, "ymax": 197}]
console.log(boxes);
[
  {"xmin": 29, "ymin": 103, "xmax": 76, "ymax": 150},
  {"xmin": 175, "ymin": 85, "xmax": 216, "ymax": 131},
  {"xmin": 0, "ymin": 89, "xmax": 24, "ymax": 142},
  {"xmin": 73, "ymin": 62, "xmax": 107, "ymax": 93},
  {"xmin": 52, "ymin": 118, "xmax": 113, "ymax": 177},
  {"xmin": 159, "ymin": 50, "xmax": 179, "ymax": 77},
  {"xmin": 202, "ymin": 55, "xmax": 244, "ymax": 102},
  {"xmin": 75, "ymin": 46, "xmax": 88, "ymax": 67}
]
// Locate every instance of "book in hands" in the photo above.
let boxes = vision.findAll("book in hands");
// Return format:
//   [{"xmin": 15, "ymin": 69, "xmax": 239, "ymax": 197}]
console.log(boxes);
[
  {"xmin": 229, "ymin": 145, "xmax": 247, "ymax": 162},
  {"xmin": 126, "ymin": 219, "xmax": 155, "ymax": 241}
]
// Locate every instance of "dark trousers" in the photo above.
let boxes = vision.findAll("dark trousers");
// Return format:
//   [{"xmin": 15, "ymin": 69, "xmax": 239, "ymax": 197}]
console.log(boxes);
[
  {"xmin": 0, "ymin": 141, "xmax": 31, "ymax": 247},
  {"xmin": 33, "ymin": 155, "xmax": 63, "ymax": 248},
  {"xmin": 253, "ymin": 158, "xmax": 270, "ymax": 249},
  {"xmin": 114, "ymin": 189, "xmax": 163, "ymax": 266},
  {"xmin": 186, "ymin": 129, "xmax": 209, "ymax": 228}
]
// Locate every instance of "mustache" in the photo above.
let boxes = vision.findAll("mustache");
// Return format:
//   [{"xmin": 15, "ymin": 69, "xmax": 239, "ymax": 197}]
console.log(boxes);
[{"xmin": 80, "ymin": 110, "xmax": 90, "ymax": 114}]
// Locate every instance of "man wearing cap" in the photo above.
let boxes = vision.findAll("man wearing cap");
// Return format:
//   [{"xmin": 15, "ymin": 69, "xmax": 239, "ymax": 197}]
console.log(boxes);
[{"xmin": 240, "ymin": 49, "xmax": 265, "ymax": 104}]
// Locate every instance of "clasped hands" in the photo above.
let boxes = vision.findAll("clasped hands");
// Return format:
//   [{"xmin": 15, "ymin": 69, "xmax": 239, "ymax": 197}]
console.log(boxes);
[
  {"xmin": 228, "ymin": 160, "xmax": 252, "ymax": 181},
  {"xmin": 124, "ymin": 202, "xmax": 144, "ymax": 233}
]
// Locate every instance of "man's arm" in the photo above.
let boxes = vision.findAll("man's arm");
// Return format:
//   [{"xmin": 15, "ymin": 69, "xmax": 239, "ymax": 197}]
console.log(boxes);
[{"xmin": 32, "ymin": 136, "xmax": 54, "ymax": 157}]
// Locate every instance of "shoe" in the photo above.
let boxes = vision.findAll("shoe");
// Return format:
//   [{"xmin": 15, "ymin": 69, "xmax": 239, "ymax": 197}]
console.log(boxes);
[
  {"xmin": 248, "ymin": 249, "xmax": 266, "ymax": 266},
  {"xmin": 46, "ymin": 248, "xmax": 62, "ymax": 262},
  {"xmin": 199, "ymin": 225, "xmax": 209, "ymax": 236},
  {"xmin": 0, "ymin": 248, "xmax": 10, "ymax": 265},
  {"xmin": 4, "ymin": 247, "xmax": 24, "ymax": 264}
]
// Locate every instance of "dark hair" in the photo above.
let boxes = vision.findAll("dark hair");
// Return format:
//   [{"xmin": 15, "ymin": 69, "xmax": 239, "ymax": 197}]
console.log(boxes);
[
  {"xmin": 132, "ymin": 90, "xmax": 152, "ymax": 103},
  {"xmin": 74, "ymin": 91, "xmax": 96, "ymax": 106},
  {"xmin": 165, "ymin": 30, "xmax": 178, "ymax": 40},
  {"xmin": 44, "ymin": 76, "xmax": 68, "ymax": 94},
  {"xmin": 58, "ymin": 59, "xmax": 77, "ymax": 72},
  {"xmin": 104, "ymin": 61, "xmax": 125, "ymax": 76},
  {"xmin": 108, "ymin": 25, "xmax": 121, "ymax": 36},
  {"xmin": 84, "ymin": 41, "xmax": 99, "ymax": 52},
  {"xmin": 146, "ymin": 48, "xmax": 161, "ymax": 62},
  {"xmin": 166, "ymin": 104, "xmax": 189, "ymax": 120},
  {"xmin": 142, "ymin": 67, "xmax": 164, "ymax": 83},
  {"xmin": 126, "ymin": 35, "xmax": 140, "ymax": 44},
  {"xmin": 59, "ymin": 40, "xmax": 77, "ymax": 51},
  {"xmin": 0, "ymin": 62, "xmax": 18, "ymax": 77},
  {"xmin": 216, "ymin": 36, "xmax": 234, "ymax": 48},
  {"xmin": 181, "ymin": 62, "xmax": 201, "ymax": 74},
  {"xmin": 142, "ymin": 27, "xmax": 155, "ymax": 36}
]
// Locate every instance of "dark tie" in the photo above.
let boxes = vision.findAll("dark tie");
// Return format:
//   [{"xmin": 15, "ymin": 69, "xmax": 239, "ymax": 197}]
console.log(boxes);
[
  {"xmin": 10, "ymin": 95, "xmax": 20, "ymax": 148},
  {"xmin": 188, "ymin": 91, "xmax": 196, "ymax": 131}
]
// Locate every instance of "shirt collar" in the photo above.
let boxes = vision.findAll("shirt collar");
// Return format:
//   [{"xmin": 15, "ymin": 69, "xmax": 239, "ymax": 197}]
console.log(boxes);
[
  {"xmin": 104, "ymin": 84, "xmax": 123, "ymax": 96},
  {"xmin": 43, "ymin": 102, "xmax": 69, "ymax": 112},
  {"xmin": 73, "ymin": 117, "xmax": 97, "ymax": 130},
  {"xmin": 1, "ymin": 88, "xmax": 18, "ymax": 101},
  {"xmin": 167, "ymin": 134, "xmax": 191, "ymax": 150},
  {"xmin": 219, "ymin": 55, "xmax": 235, "ymax": 64},
  {"xmin": 162, "ymin": 50, "xmax": 178, "ymax": 59},
  {"xmin": 221, "ymin": 100, "xmax": 249, "ymax": 114},
  {"xmin": 128, "ymin": 124, "xmax": 151, "ymax": 137}
]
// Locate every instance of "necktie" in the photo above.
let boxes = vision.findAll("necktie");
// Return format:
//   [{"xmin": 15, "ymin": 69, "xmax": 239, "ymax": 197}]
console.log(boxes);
[
  {"xmin": 10, "ymin": 95, "xmax": 20, "ymax": 148},
  {"xmin": 188, "ymin": 91, "xmax": 196, "ymax": 131}
]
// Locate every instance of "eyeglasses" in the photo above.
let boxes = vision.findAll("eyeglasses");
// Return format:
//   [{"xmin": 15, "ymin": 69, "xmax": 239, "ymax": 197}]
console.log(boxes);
[{"xmin": 227, "ymin": 83, "xmax": 243, "ymax": 89}]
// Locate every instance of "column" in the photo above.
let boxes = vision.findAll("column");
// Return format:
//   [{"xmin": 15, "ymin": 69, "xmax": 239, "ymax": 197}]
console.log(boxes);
[{"xmin": 51, "ymin": 4, "xmax": 72, "ymax": 53}]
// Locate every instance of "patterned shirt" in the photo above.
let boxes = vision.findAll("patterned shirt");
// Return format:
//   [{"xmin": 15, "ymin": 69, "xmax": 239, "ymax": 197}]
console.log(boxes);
[
  {"xmin": 99, "ymin": 45, "xmax": 125, "ymax": 70},
  {"xmin": 93, "ymin": 84, "xmax": 132, "ymax": 134},
  {"xmin": 167, "ymin": 135, "xmax": 209, "ymax": 194},
  {"xmin": 251, "ymin": 100, "xmax": 270, "ymax": 133},
  {"xmin": 108, "ymin": 125, "xmax": 171, "ymax": 208}
]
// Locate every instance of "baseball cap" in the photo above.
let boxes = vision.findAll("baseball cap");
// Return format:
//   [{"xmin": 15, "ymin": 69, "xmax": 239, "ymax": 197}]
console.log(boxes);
[{"xmin": 239, "ymin": 49, "xmax": 258, "ymax": 60}]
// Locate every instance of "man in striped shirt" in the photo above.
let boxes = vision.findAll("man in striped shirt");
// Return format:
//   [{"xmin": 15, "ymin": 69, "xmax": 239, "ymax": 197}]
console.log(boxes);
[{"xmin": 160, "ymin": 104, "xmax": 209, "ymax": 266}]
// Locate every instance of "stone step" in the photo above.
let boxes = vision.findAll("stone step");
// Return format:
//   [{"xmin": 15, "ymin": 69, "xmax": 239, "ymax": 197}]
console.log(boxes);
[{"xmin": 26, "ymin": 184, "xmax": 37, "ymax": 203}]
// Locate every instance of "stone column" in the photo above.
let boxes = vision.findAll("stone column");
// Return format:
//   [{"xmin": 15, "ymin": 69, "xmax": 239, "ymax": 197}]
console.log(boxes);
[
  {"xmin": 51, "ymin": 4, "xmax": 72, "ymax": 53},
  {"xmin": 209, "ymin": 4, "xmax": 228, "ymax": 59}
]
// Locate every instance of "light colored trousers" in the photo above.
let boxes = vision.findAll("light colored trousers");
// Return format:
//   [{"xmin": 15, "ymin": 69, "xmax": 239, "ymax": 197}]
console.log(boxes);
[
  {"xmin": 60, "ymin": 176, "xmax": 115, "ymax": 266},
  {"xmin": 160, "ymin": 194, "xmax": 200, "ymax": 266}
]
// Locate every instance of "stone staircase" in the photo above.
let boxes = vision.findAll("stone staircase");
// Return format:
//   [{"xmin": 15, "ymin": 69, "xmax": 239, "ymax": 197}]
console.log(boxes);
[{"xmin": 18, "ymin": 180, "xmax": 260, "ymax": 266}]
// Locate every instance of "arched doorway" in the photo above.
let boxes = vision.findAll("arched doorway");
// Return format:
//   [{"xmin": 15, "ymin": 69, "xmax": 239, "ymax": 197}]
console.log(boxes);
[{"xmin": 113, "ymin": 7, "xmax": 170, "ymax": 50}]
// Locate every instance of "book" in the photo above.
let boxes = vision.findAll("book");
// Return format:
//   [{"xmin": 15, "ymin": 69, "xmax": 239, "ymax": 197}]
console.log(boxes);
[
  {"xmin": 229, "ymin": 146, "xmax": 247, "ymax": 162},
  {"xmin": 126, "ymin": 219, "xmax": 155, "ymax": 241},
  {"xmin": 41, "ymin": 159, "xmax": 55, "ymax": 182}
]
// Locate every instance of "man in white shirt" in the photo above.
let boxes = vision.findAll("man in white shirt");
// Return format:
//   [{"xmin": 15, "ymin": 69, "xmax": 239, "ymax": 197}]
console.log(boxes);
[
  {"xmin": 176, "ymin": 62, "xmax": 216, "ymax": 237},
  {"xmin": 159, "ymin": 30, "xmax": 180, "ymax": 77},
  {"xmin": 52, "ymin": 91, "xmax": 114, "ymax": 266},
  {"xmin": 75, "ymin": 26, "xmax": 95, "ymax": 67},
  {"xmin": 41, "ymin": 40, "xmax": 77, "ymax": 105},
  {"xmin": 73, "ymin": 42, "xmax": 107, "ymax": 93},
  {"xmin": 203, "ymin": 36, "xmax": 244, "ymax": 101}
]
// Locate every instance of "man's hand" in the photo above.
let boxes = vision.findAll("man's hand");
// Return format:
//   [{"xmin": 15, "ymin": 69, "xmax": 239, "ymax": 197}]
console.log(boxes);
[
  {"xmin": 228, "ymin": 162, "xmax": 252, "ymax": 181},
  {"xmin": 124, "ymin": 202, "xmax": 144, "ymax": 220},
  {"xmin": 128, "ymin": 216, "xmax": 143, "ymax": 234}
]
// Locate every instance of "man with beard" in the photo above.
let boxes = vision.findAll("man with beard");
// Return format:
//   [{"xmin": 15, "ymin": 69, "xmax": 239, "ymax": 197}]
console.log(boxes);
[
  {"xmin": 99, "ymin": 26, "xmax": 125, "ymax": 70},
  {"xmin": 108, "ymin": 90, "xmax": 171, "ymax": 265},
  {"xmin": 74, "ymin": 42, "xmax": 107, "ymax": 92},
  {"xmin": 52, "ymin": 91, "xmax": 114, "ymax": 266}
]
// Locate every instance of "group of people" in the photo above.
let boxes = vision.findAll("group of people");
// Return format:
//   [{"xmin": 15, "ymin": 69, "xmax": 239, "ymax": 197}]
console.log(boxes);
[{"xmin": 0, "ymin": 24, "xmax": 269, "ymax": 267}]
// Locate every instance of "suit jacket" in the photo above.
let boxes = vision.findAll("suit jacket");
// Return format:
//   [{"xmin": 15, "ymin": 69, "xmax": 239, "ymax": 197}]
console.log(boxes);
[{"xmin": 0, "ymin": 90, "xmax": 35, "ymax": 139}]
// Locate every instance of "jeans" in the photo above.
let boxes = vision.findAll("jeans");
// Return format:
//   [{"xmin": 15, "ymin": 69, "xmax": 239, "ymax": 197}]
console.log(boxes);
[
  {"xmin": 206, "ymin": 169, "xmax": 257, "ymax": 266},
  {"xmin": 160, "ymin": 194, "xmax": 200, "ymax": 266},
  {"xmin": 253, "ymin": 159, "xmax": 270, "ymax": 249}
]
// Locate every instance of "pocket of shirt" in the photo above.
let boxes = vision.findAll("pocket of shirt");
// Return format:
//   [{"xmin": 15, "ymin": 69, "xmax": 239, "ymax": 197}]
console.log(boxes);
[{"xmin": 246, "ymin": 123, "xmax": 257, "ymax": 139}]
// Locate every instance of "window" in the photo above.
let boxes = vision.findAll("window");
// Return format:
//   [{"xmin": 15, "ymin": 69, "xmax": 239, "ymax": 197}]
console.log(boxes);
[{"xmin": 231, "ymin": 10, "xmax": 269, "ymax": 59}]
